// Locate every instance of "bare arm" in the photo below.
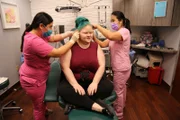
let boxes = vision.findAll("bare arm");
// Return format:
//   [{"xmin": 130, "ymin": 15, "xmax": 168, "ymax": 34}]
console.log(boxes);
[
  {"xmin": 93, "ymin": 35, "xmax": 109, "ymax": 48},
  {"xmin": 47, "ymin": 31, "xmax": 79, "ymax": 57},
  {"xmin": 95, "ymin": 25, "xmax": 123, "ymax": 41},
  {"xmin": 60, "ymin": 50, "xmax": 85, "ymax": 95},
  {"xmin": 92, "ymin": 45, "xmax": 105, "ymax": 84},
  {"xmin": 47, "ymin": 40, "xmax": 75, "ymax": 57},
  {"xmin": 87, "ymin": 45, "xmax": 105, "ymax": 95},
  {"xmin": 49, "ymin": 31, "xmax": 73, "ymax": 42},
  {"xmin": 60, "ymin": 50, "xmax": 78, "ymax": 86}
]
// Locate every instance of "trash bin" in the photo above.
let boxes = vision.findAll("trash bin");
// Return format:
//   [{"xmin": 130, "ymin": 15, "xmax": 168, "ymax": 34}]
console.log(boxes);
[{"xmin": 148, "ymin": 67, "xmax": 164, "ymax": 85}]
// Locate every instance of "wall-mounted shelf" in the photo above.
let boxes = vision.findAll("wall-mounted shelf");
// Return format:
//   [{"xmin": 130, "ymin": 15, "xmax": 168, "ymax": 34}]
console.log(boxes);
[{"xmin": 131, "ymin": 45, "xmax": 178, "ymax": 54}]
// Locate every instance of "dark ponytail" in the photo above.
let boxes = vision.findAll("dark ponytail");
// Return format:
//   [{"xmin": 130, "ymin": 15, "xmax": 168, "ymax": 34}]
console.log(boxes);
[
  {"xmin": 112, "ymin": 11, "xmax": 131, "ymax": 33},
  {"xmin": 20, "ymin": 25, "xmax": 32, "ymax": 52},
  {"xmin": 20, "ymin": 12, "xmax": 53, "ymax": 52},
  {"xmin": 124, "ymin": 18, "xmax": 131, "ymax": 33}
]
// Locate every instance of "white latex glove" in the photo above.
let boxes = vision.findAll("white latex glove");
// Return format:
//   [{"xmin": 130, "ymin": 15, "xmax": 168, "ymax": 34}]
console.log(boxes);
[{"xmin": 70, "ymin": 31, "xmax": 79, "ymax": 43}]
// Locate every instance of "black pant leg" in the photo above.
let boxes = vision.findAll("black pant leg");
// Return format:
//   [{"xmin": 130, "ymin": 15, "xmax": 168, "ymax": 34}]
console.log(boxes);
[
  {"xmin": 92, "ymin": 76, "xmax": 114, "ymax": 100},
  {"xmin": 57, "ymin": 79, "xmax": 94, "ymax": 110}
]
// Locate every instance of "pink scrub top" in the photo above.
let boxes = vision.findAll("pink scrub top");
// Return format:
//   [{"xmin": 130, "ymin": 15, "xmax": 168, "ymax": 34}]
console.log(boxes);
[
  {"xmin": 19, "ymin": 32, "xmax": 54, "ymax": 86},
  {"xmin": 109, "ymin": 27, "xmax": 131, "ymax": 72}
]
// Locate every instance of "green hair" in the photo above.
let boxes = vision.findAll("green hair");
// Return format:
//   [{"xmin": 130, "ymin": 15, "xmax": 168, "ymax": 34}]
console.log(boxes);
[{"xmin": 75, "ymin": 17, "xmax": 91, "ymax": 31}]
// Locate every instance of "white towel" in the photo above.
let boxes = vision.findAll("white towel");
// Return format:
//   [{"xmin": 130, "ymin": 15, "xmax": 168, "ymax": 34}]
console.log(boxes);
[{"xmin": 136, "ymin": 55, "xmax": 149, "ymax": 68}]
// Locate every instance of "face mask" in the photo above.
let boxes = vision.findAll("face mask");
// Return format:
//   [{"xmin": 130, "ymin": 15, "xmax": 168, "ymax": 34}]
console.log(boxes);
[
  {"xmin": 111, "ymin": 23, "xmax": 119, "ymax": 31},
  {"xmin": 43, "ymin": 30, "xmax": 52, "ymax": 37}
]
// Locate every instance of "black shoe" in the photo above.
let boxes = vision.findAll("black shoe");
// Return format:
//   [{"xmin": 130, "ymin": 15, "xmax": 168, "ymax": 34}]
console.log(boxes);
[
  {"xmin": 64, "ymin": 104, "xmax": 75, "ymax": 115},
  {"xmin": 102, "ymin": 108, "xmax": 114, "ymax": 117},
  {"xmin": 95, "ymin": 99, "xmax": 115, "ymax": 117}
]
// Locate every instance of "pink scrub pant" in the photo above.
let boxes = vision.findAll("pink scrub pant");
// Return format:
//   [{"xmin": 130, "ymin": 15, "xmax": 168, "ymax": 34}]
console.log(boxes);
[
  {"xmin": 113, "ymin": 69, "xmax": 131, "ymax": 119},
  {"xmin": 20, "ymin": 77, "xmax": 47, "ymax": 120}
]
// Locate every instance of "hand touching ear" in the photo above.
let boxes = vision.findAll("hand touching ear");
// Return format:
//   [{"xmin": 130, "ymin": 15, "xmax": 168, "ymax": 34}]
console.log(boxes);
[
  {"xmin": 92, "ymin": 24, "xmax": 98, "ymax": 29},
  {"xmin": 70, "ymin": 31, "xmax": 80, "ymax": 42}
]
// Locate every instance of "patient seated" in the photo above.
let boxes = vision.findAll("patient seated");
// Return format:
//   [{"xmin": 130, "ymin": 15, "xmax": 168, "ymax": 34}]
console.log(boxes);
[{"xmin": 58, "ymin": 17, "xmax": 114, "ymax": 117}]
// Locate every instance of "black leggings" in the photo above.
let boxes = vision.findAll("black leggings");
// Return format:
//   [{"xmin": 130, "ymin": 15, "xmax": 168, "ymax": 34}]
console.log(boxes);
[{"xmin": 57, "ymin": 72, "xmax": 113, "ymax": 110}]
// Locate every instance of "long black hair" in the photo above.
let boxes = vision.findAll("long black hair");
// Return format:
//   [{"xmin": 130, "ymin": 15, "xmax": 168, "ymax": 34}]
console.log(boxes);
[
  {"xmin": 112, "ymin": 11, "xmax": 131, "ymax": 33},
  {"xmin": 20, "ymin": 12, "xmax": 53, "ymax": 52}
]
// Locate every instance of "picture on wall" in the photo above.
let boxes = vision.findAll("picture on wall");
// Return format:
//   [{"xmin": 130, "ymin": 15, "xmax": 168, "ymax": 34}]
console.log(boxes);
[{"xmin": 0, "ymin": 1, "xmax": 20, "ymax": 29}]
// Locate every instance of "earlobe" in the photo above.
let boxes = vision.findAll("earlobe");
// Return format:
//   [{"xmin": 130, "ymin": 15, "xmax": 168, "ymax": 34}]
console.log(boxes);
[
  {"xmin": 39, "ymin": 23, "xmax": 44, "ymax": 29},
  {"xmin": 118, "ymin": 21, "xmax": 123, "ymax": 27},
  {"xmin": 120, "ymin": 20, "xmax": 124, "ymax": 25}
]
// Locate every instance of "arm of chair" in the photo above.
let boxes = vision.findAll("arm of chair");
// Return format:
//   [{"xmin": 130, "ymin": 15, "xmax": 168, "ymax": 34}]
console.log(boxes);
[
  {"xmin": 58, "ymin": 96, "xmax": 66, "ymax": 108},
  {"xmin": 103, "ymin": 90, "xmax": 117, "ymax": 105},
  {"xmin": 44, "ymin": 61, "xmax": 61, "ymax": 102}
]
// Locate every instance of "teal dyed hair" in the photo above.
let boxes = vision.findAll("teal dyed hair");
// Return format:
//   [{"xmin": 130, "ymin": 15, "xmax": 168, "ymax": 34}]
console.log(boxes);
[{"xmin": 75, "ymin": 17, "xmax": 91, "ymax": 31}]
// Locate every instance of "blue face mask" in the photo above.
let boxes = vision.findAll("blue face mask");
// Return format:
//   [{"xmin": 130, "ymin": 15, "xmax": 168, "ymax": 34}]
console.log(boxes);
[{"xmin": 43, "ymin": 30, "xmax": 52, "ymax": 37}]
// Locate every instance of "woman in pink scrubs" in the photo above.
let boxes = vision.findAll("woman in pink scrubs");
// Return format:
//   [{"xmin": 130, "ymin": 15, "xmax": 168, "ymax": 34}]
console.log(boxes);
[
  {"xmin": 93, "ymin": 11, "xmax": 131, "ymax": 120},
  {"xmin": 19, "ymin": 12, "xmax": 79, "ymax": 120}
]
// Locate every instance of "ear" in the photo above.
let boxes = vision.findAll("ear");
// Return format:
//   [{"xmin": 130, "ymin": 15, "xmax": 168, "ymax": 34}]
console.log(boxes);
[
  {"xmin": 119, "ymin": 20, "xmax": 123, "ymax": 26},
  {"xmin": 39, "ymin": 23, "xmax": 44, "ymax": 30},
  {"xmin": 79, "ymin": 32, "xmax": 82, "ymax": 40}
]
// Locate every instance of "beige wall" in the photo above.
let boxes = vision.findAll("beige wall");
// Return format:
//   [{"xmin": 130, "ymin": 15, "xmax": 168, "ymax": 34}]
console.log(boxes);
[
  {"xmin": 30, "ymin": 0, "xmax": 112, "ymax": 31},
  {"xmin": 0, "ymin": 0, "xmax": 32, "ymax": 95}
]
